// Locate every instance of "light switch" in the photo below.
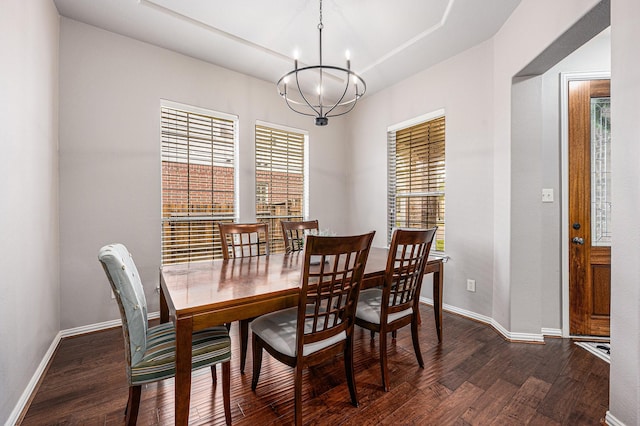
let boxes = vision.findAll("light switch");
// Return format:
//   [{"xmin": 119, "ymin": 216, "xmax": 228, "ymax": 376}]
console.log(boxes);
[{"xmin": 542, "ymin": 188, "xmax": 554, "ymax": 203}]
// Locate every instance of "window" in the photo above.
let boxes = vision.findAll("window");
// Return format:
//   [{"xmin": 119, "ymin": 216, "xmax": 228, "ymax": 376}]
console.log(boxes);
[
  {"xmin": 388, "ymin": 112, "xmax": 445, "ymax": 251},
  {"xmin": 255, "ymin": 122, "xmax": 308, "ymax": 253},
  {"xmin": 161, "ymin": 101, "xmax": 238, "ymax": 264}
]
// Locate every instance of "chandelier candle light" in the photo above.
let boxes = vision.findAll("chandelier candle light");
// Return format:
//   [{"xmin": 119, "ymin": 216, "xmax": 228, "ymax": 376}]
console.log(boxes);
[{"xmin": 277, "ymin": 0, "xmax": 366, "ymax": 126}]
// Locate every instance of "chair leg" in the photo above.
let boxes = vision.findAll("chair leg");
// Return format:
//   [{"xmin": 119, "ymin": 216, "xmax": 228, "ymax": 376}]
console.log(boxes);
[
  {"xmin": 344, "ymin": 335, "xmax": 358, "ymax": 407},
  {"xmin": 370, "ymin": 330, "xmax": 375, "ymax": 340},
  {"xmin": 379, "ymin": 330, "xmax": 390, "ymax": 392},
  {"xmin": 125, "ymin": 385, "xmax": 141, "ymax": 426},
  {"xmin": 222, "ymin": 361, "xmax": 232, "ymax": 425},
  {"xmin": 211, "ymin": 364, "xmax": 217, "ymax": 385},
  {"xmin": 240, "ymin": 319, "xmax": 249, "ymax": 374},
  {"xmin": 251, "ymin": 334, "xmax": 263, "ymax": 391},
  {"xmin": 411, "ymin": 316, "xmax": 425, "ymax": 368},
  {"xmin": 294, "ymin": 365, "xmax": 303, "ymax": 426},
  {"xmin": 392, "ymin": 330, "xmax": 397, "ymax": 340}
]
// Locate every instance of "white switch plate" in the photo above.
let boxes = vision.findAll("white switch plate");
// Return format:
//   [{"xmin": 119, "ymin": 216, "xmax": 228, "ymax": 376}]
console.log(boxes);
[
  {"xmin": 542, "ymin": 188, "xmax": 554, "ymax": 203},
  {"xmin": 466, "ymin": 279, "xmax": 476, "ymax": 292}
]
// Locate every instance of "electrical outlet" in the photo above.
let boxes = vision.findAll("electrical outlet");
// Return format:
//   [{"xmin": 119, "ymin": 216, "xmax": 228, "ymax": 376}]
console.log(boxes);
[
  {"xmin": 466, "ymin": 279, "xmax": 476, "ymax": 292},
  {"xmin": 542, "ymin": 188, "xmax": 554, "ymax": 203}
]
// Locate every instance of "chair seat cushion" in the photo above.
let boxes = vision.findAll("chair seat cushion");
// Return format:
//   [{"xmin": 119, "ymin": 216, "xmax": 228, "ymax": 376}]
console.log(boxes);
[
  {"xmin": 129, "ymin": 323, "xmax": 231, "ymax": 385},
  {"xmin": 356, "ymin": 288, "xmax": 412, "ymax": 325},
  {"xmin": 251, "ymin": 307, "xmax": 346, "ymax": 357}
]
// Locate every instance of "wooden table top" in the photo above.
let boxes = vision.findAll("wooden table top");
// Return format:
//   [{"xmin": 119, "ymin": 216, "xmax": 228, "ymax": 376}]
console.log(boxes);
[
  {"xmin": 159, "ymin": 246, "xmax": 445, "ymax": 425},
  {"xmin": 160, "ymin": 247, "xmax": 441, "ymax": 317}
]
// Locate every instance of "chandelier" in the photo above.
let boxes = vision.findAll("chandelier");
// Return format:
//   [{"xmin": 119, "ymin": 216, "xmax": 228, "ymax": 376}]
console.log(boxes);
[{"xmin": 276, "ymin": 0, "xmax": 366, "ymax": 126}]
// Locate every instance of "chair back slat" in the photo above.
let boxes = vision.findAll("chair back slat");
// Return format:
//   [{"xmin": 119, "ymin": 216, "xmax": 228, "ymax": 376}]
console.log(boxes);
[
  {"xmin": 281, "ymin": 220, "xmax": 319, "ymax": 253},
  {"xmin": 219, "ymin": 222, "xmax": 269, "ymax": 259},
  {"xmin": 297, "ymin": 233, "xmax": 374, "ymax": 348},
  {"xmin": 98, "ymin": 243, "xmax": 149, "ymax": 367},
  {"xmin": 384, "ymin": 228, "xmax": 437, "ymax": 317}
]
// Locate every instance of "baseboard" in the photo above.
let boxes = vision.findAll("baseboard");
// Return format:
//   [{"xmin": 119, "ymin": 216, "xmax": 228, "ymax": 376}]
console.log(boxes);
[
  {"xmin": 7, "ymin": 311, "xmax": 161, "ymax": 425},
  {"xmin": 541, "ymin": 328, "xmax": 563, "ymax": 337},
  {"xmin": 5, "ymin": 332, "xmax": 61, "ymax": 426},
  {"xmin": 419, "ymin": 297, "xmax": 545, "ymax": 343},
  {"xmin": 59, "ymin": 311, "xmax": 160, "ymax": 338},
  {"xmin": 605, "ymin": 411, "xmax": 627, "ymax": 426}
]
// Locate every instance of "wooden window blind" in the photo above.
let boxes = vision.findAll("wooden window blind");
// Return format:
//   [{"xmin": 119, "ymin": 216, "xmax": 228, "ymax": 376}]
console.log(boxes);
[
  {"xmin": 161, "ymin": 103, "xmax": 237, "ymax": 264},
  {"xmin": 388, "ymin": 115, "xmax": 446, "ymax": 251},
  {"xmin": 255, "ymin": 123, "xmax": 306, "ymax": 254}
]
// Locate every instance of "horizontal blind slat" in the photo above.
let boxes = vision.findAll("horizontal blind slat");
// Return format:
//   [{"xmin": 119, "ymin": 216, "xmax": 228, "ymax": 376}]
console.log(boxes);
[
  {"xmin": 388, "ymin": 115, "xmax": 446, "ymax": 249},
  {"xmin": 161, "ymin": 105, "xmax": 237, "ymax": 264},
  {"xmin": 255, "ymin": 124, "xmax": 306, "ymax": 254}
]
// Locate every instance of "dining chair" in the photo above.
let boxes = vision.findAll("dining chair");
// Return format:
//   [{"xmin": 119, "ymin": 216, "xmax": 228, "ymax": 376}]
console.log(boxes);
[
  {"xmin": 355, "ymin": 227, "xmax": 436, "ymax": 391},
  {"xmin": 98, "ymin": 243, "xmax": 232, "ymax": 425},
  {"xmin": 218, "ymin": 222, "xmax": 269, "ymax": 374},
  {"xmin": 250, "ymin": 231, "xmax": 375, "ymax": 426},
  {"xmin": 219, "ymin": 222, "xmax": 269, "ymax": 259},
  {"xmin": 281, "ymin": 219, "xmax": 319, "ymax": 253}
]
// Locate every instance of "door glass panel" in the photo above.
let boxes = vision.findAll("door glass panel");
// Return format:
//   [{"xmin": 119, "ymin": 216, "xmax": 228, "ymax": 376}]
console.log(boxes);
[{"xmin": 591, "ymin": 97, "xmax": 611, "ymax": 247}]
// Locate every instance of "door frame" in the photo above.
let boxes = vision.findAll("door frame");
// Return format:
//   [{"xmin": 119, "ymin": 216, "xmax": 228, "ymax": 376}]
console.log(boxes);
[{"xmin": 560, "ymin": 71, "xmax": 611, "ymax": 338}]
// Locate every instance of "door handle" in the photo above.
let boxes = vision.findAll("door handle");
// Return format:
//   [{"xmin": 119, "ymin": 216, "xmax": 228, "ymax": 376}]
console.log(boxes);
[{"xmin": 572, "ymin": 237, "xmax": 584, "ymax": 245}]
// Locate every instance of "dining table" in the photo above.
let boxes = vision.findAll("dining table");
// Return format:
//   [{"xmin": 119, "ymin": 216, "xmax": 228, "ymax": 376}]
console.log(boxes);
[{"xmin": 159, "ymin": 246, "xmax": 444, "ymax": 425}]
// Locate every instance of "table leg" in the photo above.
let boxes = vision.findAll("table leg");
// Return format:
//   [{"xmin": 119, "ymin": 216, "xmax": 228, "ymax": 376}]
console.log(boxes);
[
  {"xmin": 175, "ymin": 316, "xmax": 193, "ymax": 425},
  {"xmin": 160, "ymin": 280, "xmax": 169, "ymax": 323},
  {"xmin": 433, "ymin": 263, "xmax": 443, "ymax": 343}
]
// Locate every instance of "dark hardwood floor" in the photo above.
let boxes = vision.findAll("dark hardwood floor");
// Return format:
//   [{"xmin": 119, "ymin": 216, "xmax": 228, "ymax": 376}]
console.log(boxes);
[{"xmin": 20, "ymin": 305, "xmax": 609, "ymax": 425}]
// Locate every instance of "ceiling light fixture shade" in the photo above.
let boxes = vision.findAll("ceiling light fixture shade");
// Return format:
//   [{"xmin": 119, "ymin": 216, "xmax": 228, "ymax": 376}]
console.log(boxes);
[{"xmin": 276, "ymin": 0, "xmax": 366, "ymax": 126}]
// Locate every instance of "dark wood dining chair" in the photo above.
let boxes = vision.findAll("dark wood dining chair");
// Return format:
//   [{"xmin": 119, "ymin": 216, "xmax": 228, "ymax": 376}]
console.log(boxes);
[
  {"xmin": 250, "ymin": 231, "xmax": 375, "ymax": 426},
  {"xmin": 218, "ymin": 222, "xmax": 269, "ymax": 374},
  {"xmin": 281, "ymin": 219, "xmax": 319, "ymax": 253},
  {"xmin": 355, "ymin": 227, "xmax": 436, "ymax": 391},
  {"xmin": 98, "ymin": 243, "xmax": 231, "ymax": 425},
  {"xmin": 219, "ymin": 222, "xmax": 269, "ymax": 259}
]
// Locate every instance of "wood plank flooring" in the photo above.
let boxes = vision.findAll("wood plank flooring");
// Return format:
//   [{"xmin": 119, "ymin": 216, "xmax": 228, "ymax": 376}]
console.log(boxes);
[{"xmin": 20, "ymin": 305, "xmax": 609, "ymax": 425}]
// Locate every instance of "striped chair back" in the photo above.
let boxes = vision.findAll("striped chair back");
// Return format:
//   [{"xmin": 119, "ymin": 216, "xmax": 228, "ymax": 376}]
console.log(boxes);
[{"xmin": 99, "ymin": 244, "xmax": 149, "ymax": 368}]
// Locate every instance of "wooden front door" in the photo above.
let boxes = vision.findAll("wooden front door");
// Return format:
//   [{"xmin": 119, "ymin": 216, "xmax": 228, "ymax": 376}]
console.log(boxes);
[{"xmin": 568, "ymin": 79, "xmax": 611, "ymax": 336}]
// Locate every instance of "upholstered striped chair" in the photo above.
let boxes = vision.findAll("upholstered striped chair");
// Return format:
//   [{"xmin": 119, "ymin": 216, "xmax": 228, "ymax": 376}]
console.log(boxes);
[{"xmin": 98, "ymin": 243, "xmax": 232, "ymax": 425}]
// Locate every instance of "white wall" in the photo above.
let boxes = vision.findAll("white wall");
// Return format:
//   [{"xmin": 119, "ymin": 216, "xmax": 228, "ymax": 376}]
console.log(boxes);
[
  {"xmin": 58, "ymin": 18, "xmax": 351, "ymax": 329},
  {"xmin": 492, "ymin": 0, "xmax": 602, "ymax": 333},
  {"xmin": 609, "ymin": 0, "xmax": 640, "ymax": 423},
  {"xmin": 510, "ymin": 75, "xmax": 544, "ymax": 334},
  {"xmin": 539, "ymin": 28, "xmax": 611, "ymax": 330},
  {"xmin": 0, "ymin": 0, "xmax": 60, "ymax": 423},
  {"xmin": 348, "ymin": 0, "xmax": 607, "ymax": 336},
  {"xmin": 509, "ymin": 28, "xmax": 611, "ymax": 334},
  {"xmin": 347, "ymin": 40, "xmax": 496, "ymax": 316}
]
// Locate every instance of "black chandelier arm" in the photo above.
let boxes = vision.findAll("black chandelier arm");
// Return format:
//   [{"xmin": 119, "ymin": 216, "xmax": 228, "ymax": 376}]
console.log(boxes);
[
  {"xmin": 323, "ymin": 71, "xmax": 353, "ymax": 117},
  {"xmin": 278, "ymin": 66, "xmax": 365, "ymax": 99},
  {"xmin": 322, "ymin": 70, "xmax": 366, "ymax": 118},
  {"xmin": 277, "ymin": 77, "xmax": 318, "ymax": 117},
  {"xmin": 282, "ymin": 94, "xmax": 320, "ymax": 117},
  {"xmin": 277, "ymin": 68, "xmax": 324, "ymax": 117},
  {"xmin": 295, "ymin": 69, "xmax": 322, "ymax": 117}
]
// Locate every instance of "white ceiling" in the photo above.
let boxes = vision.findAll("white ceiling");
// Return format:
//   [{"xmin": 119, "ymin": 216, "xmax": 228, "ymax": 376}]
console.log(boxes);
[{"xmin": 53, "ymin": 0, "xmax": 521, "ymax": 96}]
